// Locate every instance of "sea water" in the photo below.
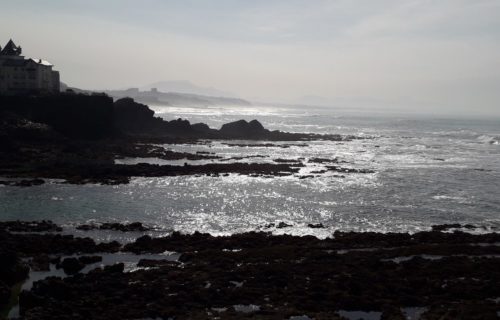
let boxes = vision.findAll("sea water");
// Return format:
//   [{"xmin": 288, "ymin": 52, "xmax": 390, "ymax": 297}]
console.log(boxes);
[{"xmin": 1, "ymin": 105, "xmax": 499, "ymax": 237}]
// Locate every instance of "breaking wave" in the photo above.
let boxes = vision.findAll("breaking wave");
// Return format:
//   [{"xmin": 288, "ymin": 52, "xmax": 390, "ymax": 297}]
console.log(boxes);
[{"xmin": 477, "ymin": 135, "xmax": 500, "ymax": 145}]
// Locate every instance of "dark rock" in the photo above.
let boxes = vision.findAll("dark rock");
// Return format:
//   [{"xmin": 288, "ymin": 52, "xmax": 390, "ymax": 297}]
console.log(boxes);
[
  {"xmin": 58, "ymin": 257, "xmax": 85, "ymax": 275},
  {"xmin": 277, "ymin": 222, "xmax": 293, "ymax": 228},
  {"xmin": 113, "ymin": 98, "xmax": 155, "ymax": 130},
  {"xmin": 274, "ymin": 158, "xmax": 302, "ymax": 163},
  {"xmin": 29, "ymin": 255, "xmax": 51, "ymax": 271},
  {"xmin": 220, "ymin": 119, "xmax": 267, "ymax": 138},
  {"xmin": 99, "ymin": 222, "xmax": 149, "ymax": 232},
  {"xmin": 0, "ymin": 220, "xmax": 62, "ymax": 232},
  {"xmin": 222, "ymin": 142, "xmax": 309, "ymax": 148},
  {"xmin": 432, "ymin": 224, "xmax": 477, "ymax": 232},
  {"xmin": 307, "ymin": 223, "xmax": 325, "ymax": 229},
  {"xmin": 58, "ymin": 255, "xmax": 102, "ymax": 275},
  {"xmin": 137, "ymin": 259, "xmax": 180, "ymax": 268},
  {"xmin": 18, "ymin": 229, "xmax": 500, "ymax": 319},
  {"xmin": 298, "ymin": 175, "xmax": 314, "ymax": 179},
  {"xmin": 308, "ymin": 157, "xmax": 339, "ymax": 164},
  {"xmin": 191, "ymin": 122, "xmax": 214, "ymax": 134},
  {"xmin": 78, "ymin": 255, "xmax": 102, "ymax": 265},
  {"xmin": 9, "ymin": 162, "xmax": 300, "ymax": 185},
  {"xmin": 0, "ymin": 231, "xmax": 120, "ymax": 256},
  {"xmin": 77, "ymin": 222, "xmax": 149, "ymax": 232},
  {"xmin": 103, "ymin": 263, "xmax": 124, "ymax": 273},
  {"xmin": 0, "ymin": 178, "xmax": 45, "ymax": 187},
  {"xmin": 326, "ymin": 165, "xmax": 375, "ymax": 174}
]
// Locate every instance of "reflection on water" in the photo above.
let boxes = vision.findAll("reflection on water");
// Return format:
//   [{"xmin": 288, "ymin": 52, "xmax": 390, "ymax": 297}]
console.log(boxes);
[{"xmin": 0, "ymin": 105, "xmax": 499, "ymax": 236}]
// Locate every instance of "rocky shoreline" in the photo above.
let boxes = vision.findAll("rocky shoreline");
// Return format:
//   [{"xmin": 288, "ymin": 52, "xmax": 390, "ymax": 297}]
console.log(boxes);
[
  {"xmin": 1, "ymin": 221, "xmax": 499, "ymax": 319},
  {"xmin": 0, "ymin": 94, "xmax": 369, "ymax": 185}
]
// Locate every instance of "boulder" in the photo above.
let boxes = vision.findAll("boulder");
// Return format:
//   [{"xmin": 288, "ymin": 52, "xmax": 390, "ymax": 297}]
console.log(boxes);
[
  {"xmin": 219, "ymin": 119, "xmax": 268, "ymax": 138},
  {"xmin": 59, "ymin": 257, "xmax": 85, "ymax": 275}
]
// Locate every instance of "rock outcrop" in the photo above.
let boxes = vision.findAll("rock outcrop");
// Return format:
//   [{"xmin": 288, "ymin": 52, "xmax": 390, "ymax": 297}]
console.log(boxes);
[{"xmin": 219, "ymin": 119, "xmax": 267, "ymax": 138}]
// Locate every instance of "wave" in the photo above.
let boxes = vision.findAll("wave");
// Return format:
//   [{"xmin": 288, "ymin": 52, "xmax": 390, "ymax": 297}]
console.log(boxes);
[
  {"xmin": 431, "ymin": 129, "xmax": 478, "ymax": 137},
  {"xmin": 477, "ymin": 135, "xmax": 500, "ymax": 145}
]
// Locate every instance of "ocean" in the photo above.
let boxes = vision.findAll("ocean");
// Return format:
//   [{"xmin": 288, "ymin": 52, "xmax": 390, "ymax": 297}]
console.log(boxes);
[{"xmin": 1, "ymin": 104, "xmax": 499, "ymax": 238}]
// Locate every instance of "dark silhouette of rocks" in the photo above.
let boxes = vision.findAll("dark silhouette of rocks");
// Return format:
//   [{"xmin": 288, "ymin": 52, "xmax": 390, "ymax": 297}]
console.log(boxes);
[
  {"xmin": 219, "ymin": 119, "xmax": 266, "ymax": 138},
  {"xmin": 57, "ymin": 257, "xmax": 85, "ymax": 275},
  {"xmin": 1, "ymin": 94, "xmax": 362, "ymax": 142},
  {"xmin": 431, "ymin": 224, "xmax": 478, "ymax": 232},
  {"xmin": 57, "ymin": 256, "xmax": 102, "ymax": 275},
  {"xmin": 190, "ymin": 122, "xmax": 214, "ymax": 134},
  {"xmin": 0, "ymin": 224, "xmax": 122, "ymax": 311},
  {"xmin": 0, "ymin": 220, "xmax": 62, "ymax": 233},
  {"xmin": 0, "ymin": 179, "xmax": 45, "ymax": 187},
  {"xmin": 112, "ymin": 97, "xmax": 198, "ymax": 137},
  {"xmin": 110, "ymin": 97, "xmax": 350, "ymax": 141},
  {"xmin": 222, "ymin": 142, "xmax": 308, "ymax": 148},
  {"xmin": 273, "ymin": 158, "xmax": 303, "ymax": 163},
  {"xmin": 0, "ymin": 94, "xmax": 370, "ymax": 185},
  {"xmin": 0, "ymin": 94, "xmax": 114, "ymax": 139},
  {"xmin": 113, "ymin": 97, "xmax": 155, "ymax": 130},
  {"xmin": 77, "ymin": 222, "xmax": 149, "ymax": 232},
  {"xmin": 308, "ymin": 223, "xmax": 325, "ymax": 228},
  {"xmin": 113, "ymin": 143, "xmax": 221, "ymax": 161},
  {"xmin": 28, "ymin": 255, "xmax": 53, "ymax": 272},
  {"xmin": 0, "ymin": 222, "xmax": 497, "ymax": 319},
  {"xmin": 308, "ymin": 157, "xmax": 339, "ymax": 164},
  {"xmin": 137, "ymin": 259, "xmax": 180, "ymax": 268},
  {"xmin": 326, "ymin": 165, "xmax": 375, "ymax": 174}
]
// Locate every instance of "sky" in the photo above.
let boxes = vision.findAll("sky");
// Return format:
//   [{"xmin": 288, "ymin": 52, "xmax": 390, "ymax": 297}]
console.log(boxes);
[{"xmin": 1, "ymin": 0, "xmax": 500, "ymax": 117}]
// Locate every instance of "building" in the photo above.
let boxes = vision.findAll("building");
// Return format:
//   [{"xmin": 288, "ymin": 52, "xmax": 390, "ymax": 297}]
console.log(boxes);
[{"xmin": 0, "ymin": 39, "xmax": 60, "ymax": 95}]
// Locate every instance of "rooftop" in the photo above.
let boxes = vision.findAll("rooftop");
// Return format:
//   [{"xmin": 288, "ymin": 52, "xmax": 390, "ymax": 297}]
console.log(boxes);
[{"xmin": 0, "ymin": 39, "xmax": 22, "ymax": 56}]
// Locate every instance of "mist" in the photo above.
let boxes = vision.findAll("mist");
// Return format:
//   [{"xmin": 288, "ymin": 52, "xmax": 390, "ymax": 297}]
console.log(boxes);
[{"xmin": 1, "ymin": 0, "xmax": 500, "ymax": 117}]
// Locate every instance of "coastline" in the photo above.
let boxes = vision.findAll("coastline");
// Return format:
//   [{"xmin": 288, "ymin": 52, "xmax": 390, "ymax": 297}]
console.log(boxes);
[{"xmin": 1, "ymin": 95, "xmax": 364, "ymax": 185}]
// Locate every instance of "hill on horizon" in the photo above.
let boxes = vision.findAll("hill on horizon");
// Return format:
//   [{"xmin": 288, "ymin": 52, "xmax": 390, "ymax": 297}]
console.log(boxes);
[
  {"xmin": 104, "ymin": 87, "xmax": 251, "ymax": 107},
  {"xmin": 141, "ymin": 80, "xmax": 236, "ymax": 98}
]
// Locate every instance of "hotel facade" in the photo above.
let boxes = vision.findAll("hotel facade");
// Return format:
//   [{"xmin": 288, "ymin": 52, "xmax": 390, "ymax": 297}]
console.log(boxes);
[{"xmin": 0, "ymin": 39, "xmax": 60, "ymax": 95}]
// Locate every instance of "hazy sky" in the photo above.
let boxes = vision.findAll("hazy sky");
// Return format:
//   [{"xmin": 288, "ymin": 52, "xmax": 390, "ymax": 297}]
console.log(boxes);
[{"xmin": 1, "ymin": 0, "xmax": 500, "ymax": 116}]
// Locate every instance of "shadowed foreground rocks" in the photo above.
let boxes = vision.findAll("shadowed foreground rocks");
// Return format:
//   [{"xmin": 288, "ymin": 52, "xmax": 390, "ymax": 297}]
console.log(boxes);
[{"xmin": 1, "ymin": 222, "xmax": 499, "ymax": 319}]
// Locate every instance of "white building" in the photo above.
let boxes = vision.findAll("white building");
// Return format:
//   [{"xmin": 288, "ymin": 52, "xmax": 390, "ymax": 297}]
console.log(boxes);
[{"xmin": 0, "ymin": 39, "xmax": 60, "ymax": 95}]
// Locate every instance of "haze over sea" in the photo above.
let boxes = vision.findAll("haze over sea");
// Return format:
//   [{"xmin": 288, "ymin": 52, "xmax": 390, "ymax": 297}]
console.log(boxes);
[{"xmin": 1, "ymin": 105, "xmax": 499, "ymax": 238}]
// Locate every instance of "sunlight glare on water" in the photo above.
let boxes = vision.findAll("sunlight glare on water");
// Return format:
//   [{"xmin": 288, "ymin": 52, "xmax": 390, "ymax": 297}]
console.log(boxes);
[{"xmin": 1, "ymin": 105, "xmax": 499, "ymax": 236}]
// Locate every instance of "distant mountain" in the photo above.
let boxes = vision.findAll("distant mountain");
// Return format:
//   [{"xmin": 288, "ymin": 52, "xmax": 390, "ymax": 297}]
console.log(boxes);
[
  {"xmin": 104, "ymin": 88, "xmax": 251, "ymax": 107},
  {"xmin": 141, "ymin": 81, "xmax": 235, "ymax": 98}
]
